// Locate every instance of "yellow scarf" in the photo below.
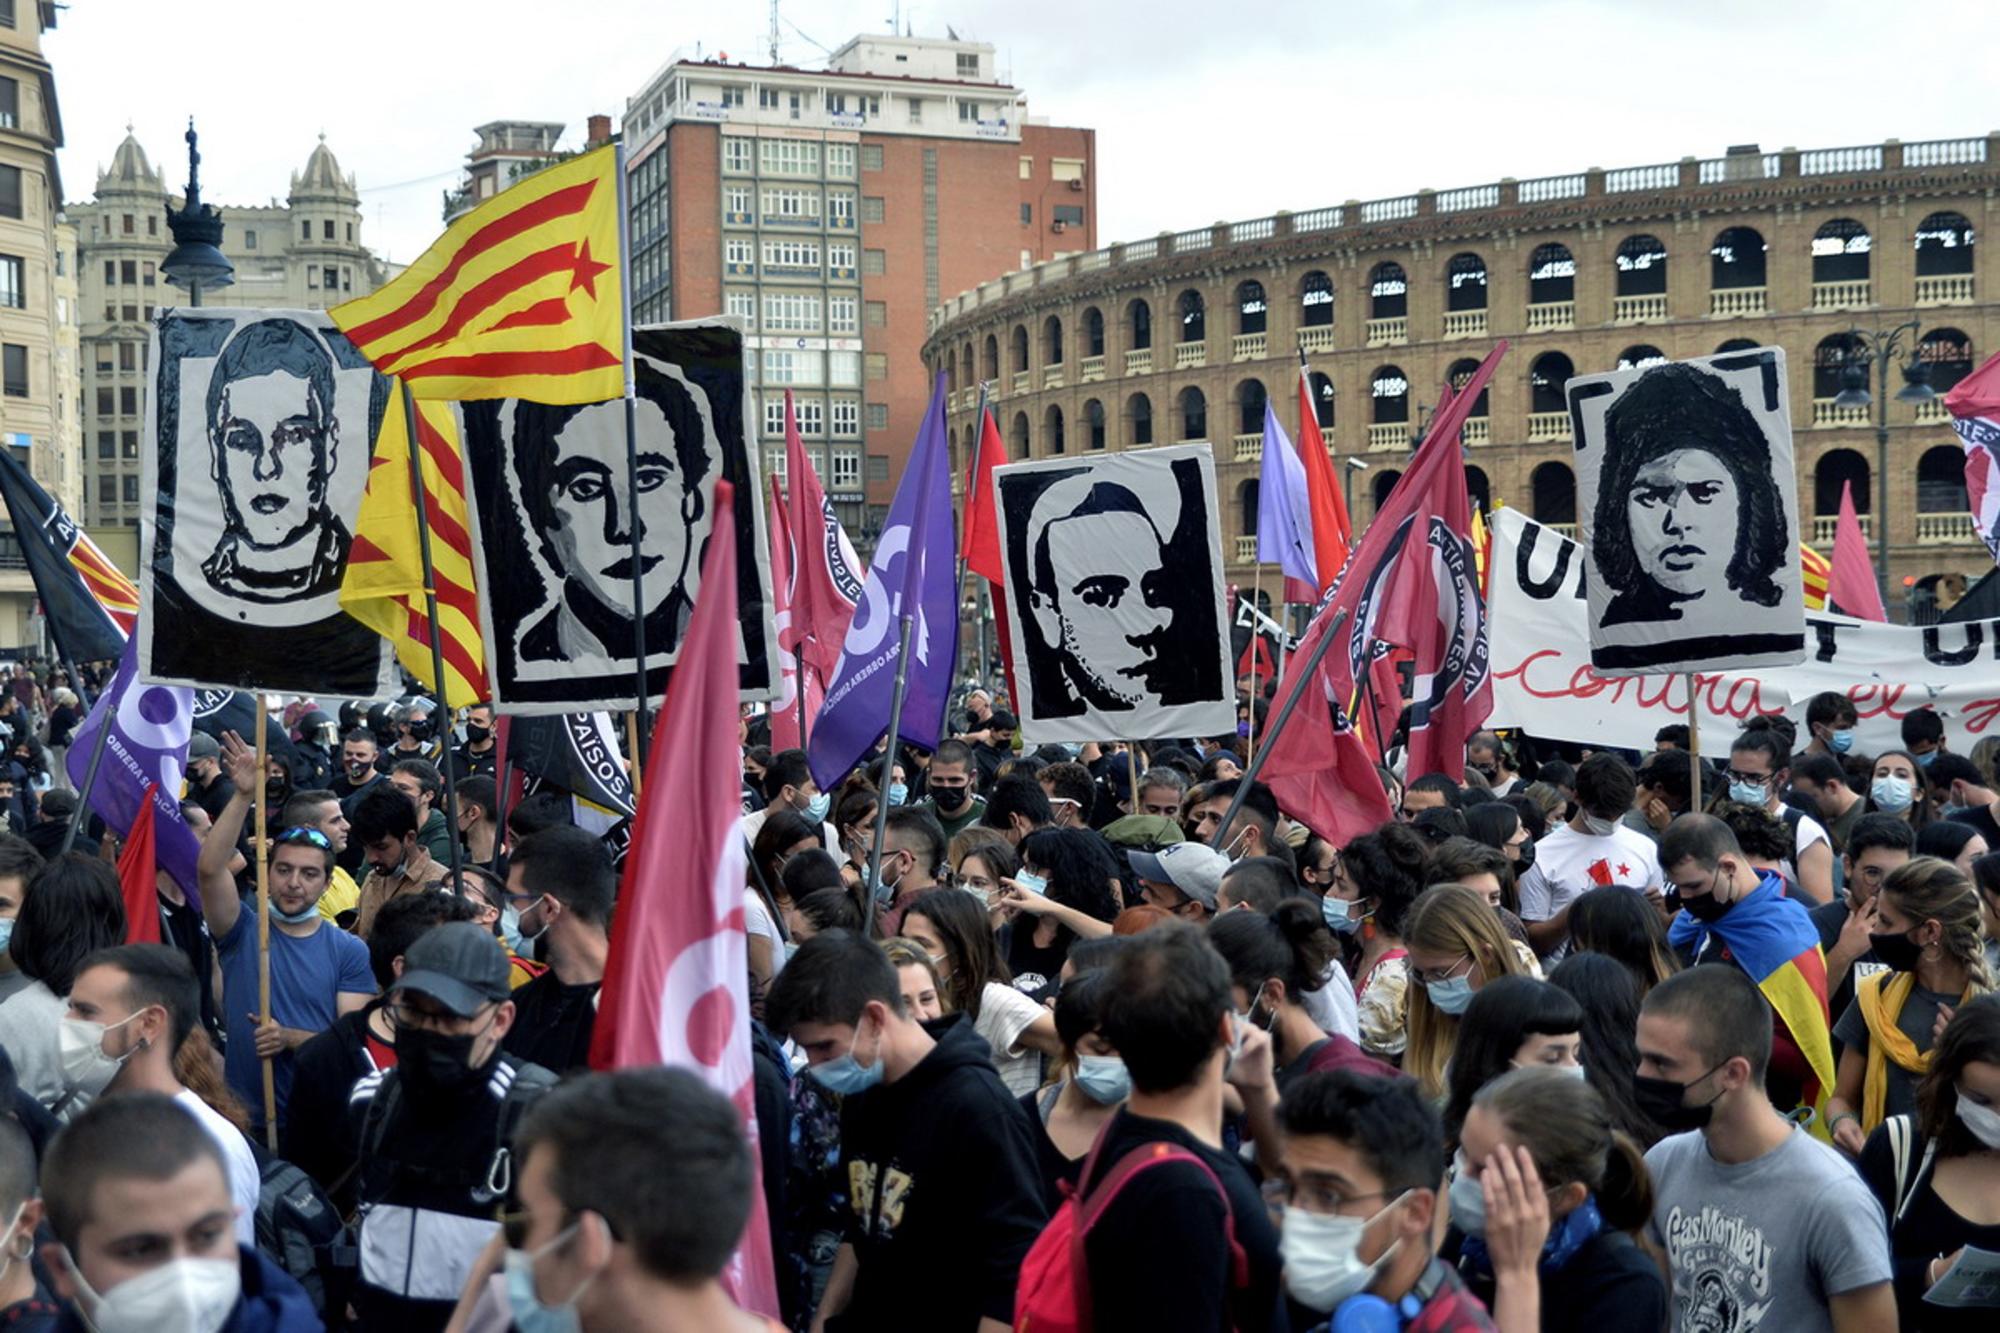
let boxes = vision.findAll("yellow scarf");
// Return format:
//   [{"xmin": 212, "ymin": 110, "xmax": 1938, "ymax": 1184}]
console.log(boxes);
[{"xmin": 1856, "ymin": 970, "xmax": 1966, "ymax": 1131}]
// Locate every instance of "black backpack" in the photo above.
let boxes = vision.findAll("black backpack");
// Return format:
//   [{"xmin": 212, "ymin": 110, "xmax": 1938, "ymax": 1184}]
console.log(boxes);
[
  {"xmin": 255, "ymin": 1157, "xmax": 355, "ymax": 1316},
  {"xmin": 355, "ymin": 1057, "xmax": 559, "ymax": 1202}
]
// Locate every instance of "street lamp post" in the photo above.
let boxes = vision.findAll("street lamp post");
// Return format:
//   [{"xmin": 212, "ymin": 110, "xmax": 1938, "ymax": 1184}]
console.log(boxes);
[
  {"xmin": 1831, "ymin": 319, "xmax": 1935, "ymax": 607},
  {"xmin": 160, "ymin": 120, "xmax": 235, "ymax": 307}
]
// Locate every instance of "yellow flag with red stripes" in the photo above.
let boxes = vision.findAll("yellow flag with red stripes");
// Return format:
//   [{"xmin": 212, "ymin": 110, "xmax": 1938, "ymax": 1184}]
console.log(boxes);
[
  {"xmin": 329, "ymin": 146, "xmax": 621, "ymax": 404},
  {"xmin": 338, "ymin": 382, "xmax": 488, "ymax": 705},
  {"xmin": 1799, "ymin": 541, "xmax": 1831, "ymax": 611},
  {"xmin": 1471, "ymin": 502, "xmax": 1492, "ymax": 598}
]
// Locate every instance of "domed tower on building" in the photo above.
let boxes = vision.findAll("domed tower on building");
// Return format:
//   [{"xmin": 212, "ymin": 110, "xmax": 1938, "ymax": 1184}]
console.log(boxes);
[{"xmin": 288, "ymin": 135, "xmax": 368, "ymax": 305}]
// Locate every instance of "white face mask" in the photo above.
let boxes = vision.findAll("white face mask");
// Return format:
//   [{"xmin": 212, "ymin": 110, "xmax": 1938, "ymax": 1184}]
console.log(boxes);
[
  {"xmin": 1279, "ymin": 1197, "xmax": 1404, "ymax": 1312},
  {"xmin": 58, "ymin": 1011, "xmax": 145, "ymax": 1098},
  {"xmin": 1959, "ymin": 1094, "xmax": 2000, "ymax": 1150},
  {"xmin": 1449, "ymin": 1153, "xmax": 1488, "ymax": 1236},
  {"xmin": 67, "ymin": 1252, "xmax": 242, "ymax": 1333}
]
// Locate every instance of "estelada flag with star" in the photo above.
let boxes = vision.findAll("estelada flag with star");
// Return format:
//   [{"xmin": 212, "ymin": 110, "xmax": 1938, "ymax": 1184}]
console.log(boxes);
[
  {"xmin": 330, "ymin": 145, "xmax": 621, "ymax": 404},
  {"xmin": 339, "ymin": 380, "xmax": 488, "ymax": 706}
]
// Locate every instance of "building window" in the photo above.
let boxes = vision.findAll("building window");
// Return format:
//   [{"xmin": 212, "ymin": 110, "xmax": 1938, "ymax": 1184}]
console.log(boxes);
[
  {"xmin": 1527, "ymin": 244, "xmax": 1575, "ymax": 304},
  {"xmin": 0, "ymin": 77, "xmax": 17, "ymax": 130},
  {"xmin": 0, "ymin": 165, "xmax": 22, "ymax": 221},
  {"xmin": 148, "ymin": 214, "xmax": 158, "ymax": 236},
  {"xmin": 120, "ymin": 260, "xmax": 136, "ymax": 285},
  {"xmin": 721, "ymin": 85, "xmax": 745, "ymax": 107},
  {"xmin": 245, "ymin": 229, "xmax": 257, "ymax": 250},
  {"xmin": 103, "ymin": 260, "xmax": 114, "ymax": 286},
  {"xmin": 722, "ymin": 137, "xmax": 753, "ymax": 173},
  {"xmin": 762, "ymin": 292, "xmax": 821, "ymax": 332},
  {"xmin": 325, "ymin": 266, "xmax": 340, "ymax": 290},
  {"xmin": 1446, "ymin": 253, "xmax": 1488, "ymax": 311},
  {"xmin": 96, "ymin": 387, "xmax": 112, "ymax": 416},
  {"xmin": 828, "ymin": 448, "xmax": 860, "ymax": 489},
  {"xmin": 1020, "ymin": 203, "xmax": 1031, "ymax": 226},
  {"xmin": 865, "ymin": 353, "xmax": 888, "ymax": 381},
  {"xmin": 123, "ymin": 476, "xmax": 139, "ymax": 503},
  {"xmin": 829, "ymin": 295, "xmax": 858, "ymax": 333},
  {"xmin": 865, "ymin": 300, "xmax": 887, "ymax": 327},
  {"xmin": 725, "ymin": 290, "xmax": 756, "ymax": 323},
  {"xmin": 827, "ymin": 143, "xmax": 855, "ymax": 177},
  {"xmin": 796, "ymin": 399, "xmax": 824, "ymax": 436},
  {"xmin": 1811, "ymin": 219, "xmax": 1872, "ymax": 284},
  {"xmin": 142, "ymin": 261, "xmax": 155, "ymax": 287},
  {"xmin": 828, "ymin": 241, "xmax": 856, "ymax": 271},
  {"xmin": 907, "ymin": 97, "xmax": 923, "ymax": 124},
  {"xmin": 828, "ymin": 191, "xmax": 855, "ymax": 227},
  {"xmin": 120, "ymin": 387, "xmax": 137, "ymax": 415},
  {"xmin": 1, "ymin": 344, "xmax": 25, "ymax": 398},
  {"xmin": 724, "ymin": 184, "xmax": 752, "ymax": 217},
  {"xmin": 0, "ymin": 255, "xmax": 19, "ymax": 309},
  {"xmin": 118, "ymin": 343, "xmax": 135, "ymax": 371},
  {"xmin": 762, "ymin": 398, "xmax": 786, "ymax": 437},
  {"xmin": 97, "ymin": 431, "xmax": 115, "ymax": 460},
  {"xmin": 301, "ymin": 220, "xmax": 311, "ymax": 240},
  {"xmin": 831, "ymin": 400, "xmax": 860, "ymax": 437},
  {"xmin": 1019, "ymin": 156, "xmax": 1033, "ymax": 180},
  {"xmin": 866, "ymin": 403, "xmax": 889, "ymax": 430},
  {"xmin": 861, "ymin": 196, "xmax": 885, "ymax": 223},
  {"xmin": 829, "ymin": 351, "xmax": 861, "ymax": 387},
  {"xmin": 52, "ymin": 248, "xmax": 61, "ymax": 277},
  {"xmin": 1369, "ymin": 262, "xmax": 1407, "ymax": 319},
  {"xmin": 122, "ymin": 304, "xmax": 138, "ymax": 321},
  {"xmin": 1615, "ymin": 235, "xmax": 1668, "ymax": 296},
  {"xmin": 1053, "ymin": 205, "xmax": 1084, "ymax": 227},
  {"xmin": 321, "ymin": 219, "xmax": 333, "ymax": 241},
  {"xmin": 761, "ymin": 187, "xmax": 821, "ymax": 221},
  {"xmin": 1915, "ymin": 211, "xmax": 1976, "ymax": 276},
  {"xmin": 724, "ymin": 237, "xmax": 754, "ymax": 268},
  {"xmin": 758, "ymin": 139, "xmax": 821, "ymax": 176},
  {"xmin": 861, "ymin": 143, "xmax": 884, "ymax": 172},
  {"xmin": 98, "ymin": 477, "xmax": 115, "ymax": 506},
  {"xmin": 1052, "ymin": 158, "xmax": 1085, "ymax": 184},
  {"xmin": 826, "ymin": 92, "xmax": 847, "ymax": 115},
  {"xmin": 761, "ymin": 238, "xmax": 819, "ymax": 269},
  {"xmin": 122, "ymin": 430, "xmax": 139, "ymax": 458},
  {"xmin": 862, "ymin": 249, "xmax": 885, "ymax": 276},
  {"xmin": 759, "ymin": 88, "xmax": 780, "ymax": 110},
  {"xmin": 959, "ymin": 101, "xmax": 982, "ymax": 122},
  {"xmin": 0, "ymin": 4, "xmax": 13, "ymax": 30},
  {"xmin": 957, "ymin": 51, "xmax": 980, "ymax": 77}
]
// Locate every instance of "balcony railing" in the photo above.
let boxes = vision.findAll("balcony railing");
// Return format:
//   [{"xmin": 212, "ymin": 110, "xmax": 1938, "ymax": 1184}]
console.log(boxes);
[
  {"xmin": 1917, "ymin": 512, "xmax": 1977, "ymax": 543},
  {"xmin": 1233, "ymin": 433, "xmax": 1263, "ymax": 463},
  {"xmin": 1234, "ymin": 535, "xmax": 1258, "ymax": 561},
  {"xmin": 1525, "ymin": 301, "xmax": 1574, "ymax": 332},
  {"xmin": 1461, "ymin": 417, "xmax": 1491, "ymax": 446},
  {"xmin": 1124, "ymin": 348, "xmax": 1152, "ymax": 375},
  {"xmin": 1010, "ymin": 370, "xmax": 1030, "ymax": 394},
  {"xmin": 1527, "ymin": 411, "xmax": 1572, "ymax": 442},
  {"xmin": 1366, "ymin": 316, "xmax": 1407, "ymax": 347},
  {"xmin": 1612, "ymin": 293, "xmax": 1668, "ymax": 324},
  {"xmin": 1042, "ymin": 365, "xmax": 1065, "ymax": 390},
  {"xmin": 1915, "ymin": 398, "xmax": 1951, "ymax": 425},
  {"xmin": 1298, "ymin": 325, "xmax": 1335, "ymax": 354},
  {"xmin": 1811, "ymin": 398, "xmax": 1872, "ymax": 428},
  {"xmin": 1367, "ymin": 422, "xmax": 1409, "ymax": 451},
  {"xmin": 1811, "ymin": 514, "xmax": 1872, "ymax": 545},
  {"xmin": 1232, "ymin": 332, "xmax": 1267, "ymax": 361},
  {"xmin": 1174, "ymin": 340, "xmax": 1207, "ymax": 369},
  {"xmin": 1442, "ymin": 309, "xmax": 1488, "ymax": 339},
  {"xmin": 1915, "ymin": 274, "xmax": 1976, "ymax": 306},
  {"xmin": 1709, "ymin": 287, "xmax": 1767, "ymax": 318},
  {"xmin": 1079, "ymin": 354, "xmax": 1105, "ymax": 382},
  {"xmin": 1811, "ymin": 279, "xmax": 1873, "ymax": 311},
  {"xmin": 1545, "ymin": 522, "xmax": 1578, "ymax": 540}
]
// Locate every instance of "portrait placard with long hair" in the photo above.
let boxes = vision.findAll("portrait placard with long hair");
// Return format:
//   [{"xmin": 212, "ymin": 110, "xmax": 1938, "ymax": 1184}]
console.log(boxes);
[
  {"xmin": 1569, "ymin": 346, "xmax": 1806, "ymax": 675},
  {"xmin": 460, "ymin": 319, "xmax": 776, "ymax": 713},
  {"xmin": 139, "ymin": 309, "xmax": 397, "ymax": 695},
  {"xmin": 993, "ymin": 444, "xmax": 1233, "ymax": 743}
]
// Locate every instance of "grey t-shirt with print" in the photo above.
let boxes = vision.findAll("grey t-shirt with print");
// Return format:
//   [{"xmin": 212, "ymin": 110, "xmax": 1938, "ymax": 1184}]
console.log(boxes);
[{"xmin": 1646, "ymin": 1127, "xmax": 1890, "ymax": 1332}]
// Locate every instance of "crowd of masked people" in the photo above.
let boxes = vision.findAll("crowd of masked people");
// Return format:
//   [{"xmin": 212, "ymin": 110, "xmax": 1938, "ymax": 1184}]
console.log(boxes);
[{"xmin": 0, "ymin": 668, "xmax": 1990, "ymax": 1330}]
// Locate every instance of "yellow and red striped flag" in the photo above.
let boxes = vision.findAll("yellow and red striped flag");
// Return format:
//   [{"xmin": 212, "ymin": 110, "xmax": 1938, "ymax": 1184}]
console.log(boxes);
[
  {"xmin": 338, "ymin": 382, "xmax": 488, "ymax": 705},
  {"xmin": 329, "ymin": 146, "xmax": 622, "ymax": 404},
  {"xmin": 1799, "ymin": 541, "xmax": 1831, "ymax": 611}
]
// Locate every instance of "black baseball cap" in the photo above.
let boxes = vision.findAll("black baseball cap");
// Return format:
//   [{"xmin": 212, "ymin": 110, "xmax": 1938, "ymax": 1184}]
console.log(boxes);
[{"xmin": 390, "ymin": 921, "xmax": 512, "ymax": 1017}]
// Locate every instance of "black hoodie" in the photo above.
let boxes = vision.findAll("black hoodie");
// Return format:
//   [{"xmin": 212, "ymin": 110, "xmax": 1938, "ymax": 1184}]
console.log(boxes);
[{"xmin": 826, "ymin": 1016, "xmax": 1048, "ymax": 1332}]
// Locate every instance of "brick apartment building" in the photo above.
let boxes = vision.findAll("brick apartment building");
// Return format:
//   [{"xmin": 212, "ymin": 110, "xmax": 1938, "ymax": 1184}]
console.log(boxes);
[{"xmin": 622, "ymin": 33, "xmax": 1095, "ymax": 544}]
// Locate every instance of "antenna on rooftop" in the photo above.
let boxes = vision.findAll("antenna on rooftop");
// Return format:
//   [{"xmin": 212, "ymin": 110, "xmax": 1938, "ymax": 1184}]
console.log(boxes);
[{"xmin": 769, "ymin": 0, "xmax": 781, "ymax": 63}]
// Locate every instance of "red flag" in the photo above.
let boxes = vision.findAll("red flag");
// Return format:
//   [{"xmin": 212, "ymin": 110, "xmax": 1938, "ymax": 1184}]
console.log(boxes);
[
  {"xmin": 965, "ymin": 405, "xmax": 1022, "ymax": 710},
  {"xmin": 781, "ymin": 391, "xmax": 862, "ymax": 683},
  {"xmin": 118, "ymin": 786, "xmax": 162, "ymax": 945},
  {"xmin": 767, "ymin": 476, "xmax": 826, "ymax": 750},
  {"xmin": 1262, "ymin": 343, "xmax": 1508, "ymax": 839},
  {"xmin": 1296, "ymin": 365, "xmax": 1353, "ymax": 591},
  {"xmin": 588, "ymin": 479, "xmax": 780, "ymax": 1316},
  {"xmin": 1827, "ymin": 479, "xmax": 1886, "ymax": 622}
]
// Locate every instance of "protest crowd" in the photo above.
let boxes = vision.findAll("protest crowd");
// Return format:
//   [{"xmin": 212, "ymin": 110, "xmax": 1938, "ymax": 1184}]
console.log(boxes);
[{"xmin": 0, "ymin": 136, "xmax": 1997, "ymax": 1333}]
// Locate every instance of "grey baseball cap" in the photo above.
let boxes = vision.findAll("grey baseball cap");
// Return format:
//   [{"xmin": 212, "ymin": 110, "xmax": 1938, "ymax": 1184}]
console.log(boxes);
[
  {"xmin": 390, "ymin": 922, "xmax": 512, "ymax": 1017},
  {"xmin": 187, "ymin": 731, "xmax": 221, "ymax": 761},
  {"xmin": 1125, "ymin": 841, "xmax": 1229, "ymax": 910}
]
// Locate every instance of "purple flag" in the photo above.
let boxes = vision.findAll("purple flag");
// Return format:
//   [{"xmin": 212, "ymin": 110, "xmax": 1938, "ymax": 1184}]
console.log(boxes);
[
  {"xmin": 1257, "ymin": 402, "xmax": 1318, "ymax": 590},
  {"xmin": 67, "ymin": 637, "xmax": 203, "ymax": 910},
  {"xmin": 808, "ymin": 375, "xmax": 959, "ymax": 789}
]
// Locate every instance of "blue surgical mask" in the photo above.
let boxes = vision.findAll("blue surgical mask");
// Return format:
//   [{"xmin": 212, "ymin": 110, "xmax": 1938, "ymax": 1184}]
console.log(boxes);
[
  {"xmin": 1828, "ymin": 728, "xmax": 1855, "ymax": 755},
  {"xmin": 1072, "ymin": 1054, "xmax": 1131, "ymax": 1105},
  {"xmin": 1917, "ymin": 750, "xmax": 1939, "ymax": 770},
  {"xmin": 887, "ymin": 782, "xmax": 909, "ymax": 807},
  {"xmin": 1426, "ymin": 974, "xmax": 1475, "ymax": 1015},
  {"xmin": 1872, "ymin": 775, "xmax": 1914, "ymax": 813},
  {"xmin": 503, "ymin": 1223, "xmax": 590, "ymax": 1333},
  {"xmin": 1013, "ymin": 870, "xmax": 1048, "ymax": 896},
  {"xmin": 1449, "ymin": 1153, "xmax": 1488, "ymax": 1236},
  {"xmin": 811, "ymin": 1025, "xmax": 886, "ymax": 1096},
  {"xmin": 270, "ymin": 899, "xmax": 323, "ymax": 926},
  {"xmin": 499, "ymin": 906, "xmax": 524, "ymax": 953},
  {"xmin": 1320, "ymin": 894, "xmax": 1360, "ymax": 936},
  {"xmin": 1727, "ymin": 780, "xmax": 1768, "ymax": 808},
  {"xmin": 1942, "ymin": 802, "xmax": 1971, "ymax": 820},
  {"xmin": 802, "ymin": 791, "xmax": 831, "ymax": 823},
  {"xmin": 0, "ymin": 918, "xmax": 14, "ymax": 953}
]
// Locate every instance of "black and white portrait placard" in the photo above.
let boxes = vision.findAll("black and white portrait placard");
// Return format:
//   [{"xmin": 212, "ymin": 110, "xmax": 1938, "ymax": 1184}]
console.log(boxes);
[
  {"xmin": 461, "ymin": 319, "xmax": 777, "ymax": 713},
  {"xmin": 140, "ymin": 309, "xmax": 397, "ymax": 695},
  {"xmin": 994, "ymin": 445, "xmax": 1233, "ymax": 743},
  {"xmin": 1569, "ymin": 346, "xmax": 1806, "ymax": 676}
]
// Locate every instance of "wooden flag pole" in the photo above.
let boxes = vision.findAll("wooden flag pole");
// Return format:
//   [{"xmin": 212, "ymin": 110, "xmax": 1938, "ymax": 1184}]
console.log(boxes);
[
  {"xmin": 400, "ymin": 382, "xmax": 464, "ymax": 891},
  {"xmin": 1213, "ymin": 607, "xmax": 1351, "ymax": 847},
  {"xmin": 254, "ymin": 705, "xmax": 277, "ymax": 1152},
  {"xmin": 612, "ymin": 139, "xmax": 654, "ymax": 752},
  {"xmin": 1686, "ymin": 672, "xmax": 1702, "ymax": 812},
  {"xmin": 1126, "ymin": 744, "xmax": 1141, "ymax": 816},
  {"xmin": 626, "ymin": 710, "xmax": 643, "ymax": 798}
]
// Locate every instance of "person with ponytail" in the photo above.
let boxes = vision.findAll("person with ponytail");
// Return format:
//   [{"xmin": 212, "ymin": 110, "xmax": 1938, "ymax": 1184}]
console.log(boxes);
[
  {"xmin": 1208, "ymin": 900, "xmax": 1395, "ymax": 1097},
  {"xmin": 1327, "ymin": 823, "xmax": 1431, "ymax": 1062},
  {"xmin": 1402, "ymin": 884, "xmax": 1535, "ymax": 1101},
  {"xmin": 1450, "ymin": 1066, "xmax": 1668, "ymax": 1332},
  {"xmin": 1828, "ymin": 856, "xmax": 1993, "ymax": 1155},
  {"xmin": 1857, "ymin": 995, "xmax": 2000, "ymax": 1331},
  {"xmin": 1018, "ymin": 968, "xmax": 1126, "ymax": 1206}
]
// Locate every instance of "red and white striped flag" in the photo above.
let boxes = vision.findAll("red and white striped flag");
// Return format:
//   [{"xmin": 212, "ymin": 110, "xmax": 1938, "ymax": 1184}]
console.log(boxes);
[
  {"xmin": 1946, "ymin": 349, "xmax": 2000, "ymax": 567},
  {"xmin": 767, "ymin": 475, "xmax": 825, "ymax": 750},
  {"xmin": 588, "ymin": 479, "xmax": 779, "ymax": 1315}
]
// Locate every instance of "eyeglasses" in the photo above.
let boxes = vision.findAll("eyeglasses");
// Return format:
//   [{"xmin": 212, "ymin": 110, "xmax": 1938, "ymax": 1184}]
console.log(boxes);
[
  {"xmin": 276, "ymin": 826, "xmax": 332, "ymax": 849},
  {"xmin": 1263, "ymin": 1175, "xmax": 1407, "ymax": 1216},
  {"xmin": 1409, "ymin": 954, "xmax": 1473, "ymax": 987},
  {"xmin": 1722, "ymin": 768, "xmax": 1772, "ymax": 787}
]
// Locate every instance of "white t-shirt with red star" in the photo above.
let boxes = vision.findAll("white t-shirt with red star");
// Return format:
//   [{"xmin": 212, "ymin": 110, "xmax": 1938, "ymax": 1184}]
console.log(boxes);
[{"xmin": 1517, "ymin": 821, "xmax": 1663, "ymax": 960}]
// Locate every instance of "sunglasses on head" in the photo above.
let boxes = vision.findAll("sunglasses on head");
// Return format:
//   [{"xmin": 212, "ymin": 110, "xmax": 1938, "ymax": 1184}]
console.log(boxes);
[{"xmin": 275, "ymin": 826, "xmax": 332, "ymax": 849}]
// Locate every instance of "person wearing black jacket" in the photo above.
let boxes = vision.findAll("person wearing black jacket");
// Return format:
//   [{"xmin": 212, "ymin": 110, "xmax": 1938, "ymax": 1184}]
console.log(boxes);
[{"xmin": 765, "ymin": 929, "xmax": 1047, "ymax": 1333}]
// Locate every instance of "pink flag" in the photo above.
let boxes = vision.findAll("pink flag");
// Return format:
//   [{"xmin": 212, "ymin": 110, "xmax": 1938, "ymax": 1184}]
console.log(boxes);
[
  {"xmin": 1827, "ymin": 479, "xmax": 1886, "ymax": 621},
  {"xmin": 766, "ymin": 477, "xmax": 825, "ymax": 750},
  {"xmin": 1945, "ymin": 348, "xmax": 2000, "ymax": 566},
  {"xmin": 588, "ymin": 479, "xmax": 780, "ymax": 1316},
  {"xmin": 781, "ymin": 391, "xmax": 863, "ymax": 682}
]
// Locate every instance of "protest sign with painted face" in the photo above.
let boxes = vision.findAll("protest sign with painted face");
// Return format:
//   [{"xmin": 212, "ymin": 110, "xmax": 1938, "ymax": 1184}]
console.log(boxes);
[{"xmin": 1569, "ymin": 347, "xmax": 1806, "ymax": 675}]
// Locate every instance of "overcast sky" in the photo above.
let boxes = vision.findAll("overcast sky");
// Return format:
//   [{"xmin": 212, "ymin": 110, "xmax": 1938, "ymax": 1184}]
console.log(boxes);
[{"xmin": 48, "ymin": 0, "xmax": 2000, "ymax": 271}]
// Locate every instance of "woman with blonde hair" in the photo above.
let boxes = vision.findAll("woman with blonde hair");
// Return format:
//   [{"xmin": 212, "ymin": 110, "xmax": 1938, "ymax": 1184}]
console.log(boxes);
[
  {"xmin": 1403, "ymin": 883, "xmax": 1534, "ymax": 1100},
  {"xmin": 1827, "ymin": 856, "xmax": 1993, "ymax": 1155}
]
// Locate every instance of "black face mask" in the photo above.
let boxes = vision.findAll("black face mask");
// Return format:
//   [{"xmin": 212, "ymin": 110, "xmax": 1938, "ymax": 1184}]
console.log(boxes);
[
  {"xmin": 1515, "ymin": 838, "xmax": 1536, "ymax": 871},
  {"xmin": 1868, "ymin": 929, "xmax": 1924, "ymax": 973},
  {"xmin": 918, "ymin": 1012, "xmax": 964, "ymax": 1042},
  {"xmin": 1634, "ymin": 1063, "xmax": 1728, "ymax": 1133},
  {"xmin": 393, "ymin": 1025, "xmax": 487, "ymax": 1096},
  {"xmin": 932, "ymin": 785, "xmax": 969, "ymax": 812},
  {"xmin": 1674, "ymin": 890, "xmax": 1733, "ymax": 924},
  {"xmin": 265, "ymin": 777, "xmax": 292, "ymax": 809},
  {"xmin": 465, "ymin": 723, "xmax": 492, "ymax": 745}
]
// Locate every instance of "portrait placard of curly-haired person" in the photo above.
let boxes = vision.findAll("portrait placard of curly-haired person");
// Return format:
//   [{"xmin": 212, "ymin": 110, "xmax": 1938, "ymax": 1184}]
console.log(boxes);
[{"xmin": 1568, "ymin": 348, "xmax": 1806, "ymax": 676}]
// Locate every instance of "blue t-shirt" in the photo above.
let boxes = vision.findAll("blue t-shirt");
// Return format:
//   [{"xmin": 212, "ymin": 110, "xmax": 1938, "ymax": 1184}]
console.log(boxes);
[{"xmin": 217, "ymin": 909, "xmax": 374, "ymax": 1132}]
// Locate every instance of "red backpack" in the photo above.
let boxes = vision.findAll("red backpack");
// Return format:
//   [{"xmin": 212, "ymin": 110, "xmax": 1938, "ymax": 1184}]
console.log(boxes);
[{"xmin": 1015, "ymin": 1128, "xmax": 1250, "ymax": 1333}]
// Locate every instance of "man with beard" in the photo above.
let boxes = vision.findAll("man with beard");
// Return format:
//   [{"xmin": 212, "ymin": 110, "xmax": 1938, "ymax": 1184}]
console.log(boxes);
[
  {"xmin": 346, "ymin": 922, "xmax": 556, "ymax": 1331},
  {"xmin": 444, "ymin": 702, "xmax": 498, "ymax": 784},
  {"xmin": 920, "ymin": 739, "xmax": 987, "ymax": 838}
]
